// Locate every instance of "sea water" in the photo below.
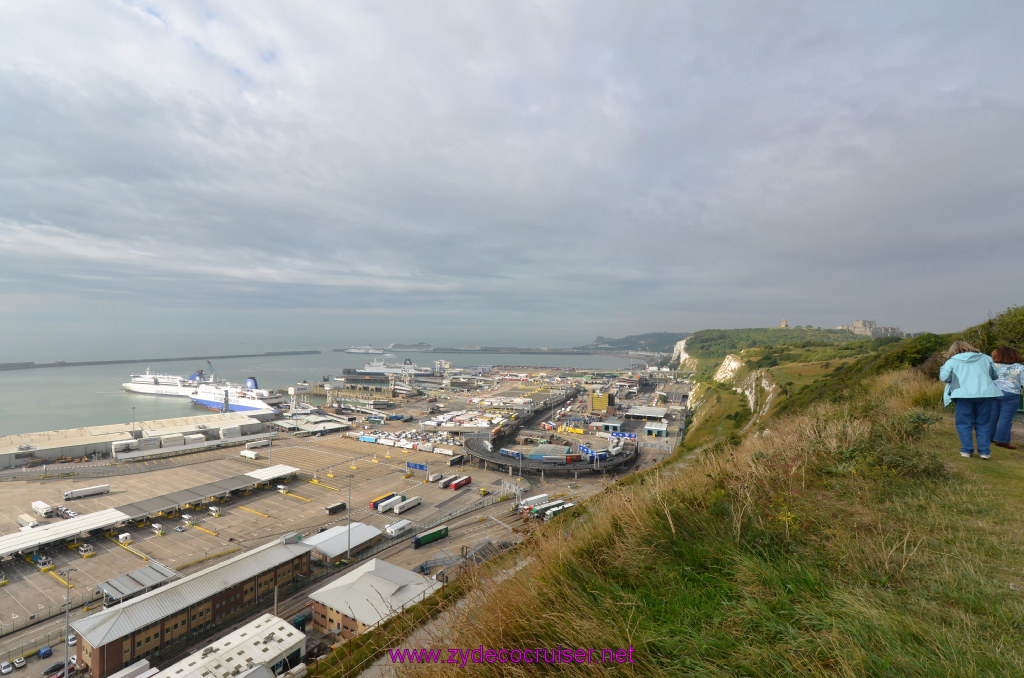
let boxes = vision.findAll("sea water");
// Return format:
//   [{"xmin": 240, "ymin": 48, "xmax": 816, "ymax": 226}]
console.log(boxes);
[{"xmin": 0, "ymin": 351, "xmax": 637, "ymax": 437}]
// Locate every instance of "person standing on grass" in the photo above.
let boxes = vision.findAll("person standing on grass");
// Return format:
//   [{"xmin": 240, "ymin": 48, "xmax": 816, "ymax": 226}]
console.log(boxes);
[
  {"xmin": 989, "ymin": 346, "xmax": 1024, "ymax": 450},
  {"xmin": 939, "ymin": 341, "xmax": 1002, "ymax": 459}
]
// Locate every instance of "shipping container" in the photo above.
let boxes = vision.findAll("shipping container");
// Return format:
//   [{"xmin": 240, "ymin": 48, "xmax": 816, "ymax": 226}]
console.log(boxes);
[
  {"xmin": 530, "ymin": 500, "xmax": 565, "ymax": 518},
  {"xmin": 544, "ymin": 502, "xmax": 575, "ymax": 521},
  {"xmin": 111, "ymin": 439, "xmax": 138, "ymax": 453},
  {"xmin": 17, "ymin": 514, "xmax": 38, "ymax": 528},
  {"xmin": 411, "ymin": 525, "xmax": 449, "ymax": 549},
  {"xmin": 386, "ymin": 519, "xmax": 413, "ymax": 537},
  {"xmin": 541, "ymin": 455, "xmax": 565, "ymax": 463},
  {"xmin": 394, "ymin": 496, "xmax": 422, "ymax": 514},
  {"xmin": 520, "ymin": 494, "xmax": 548, "ymax": 508},
  {"xmin": 159, "ymin": 434, "xmax": 185, "ymax": 448},
  {"xmin": 325, "ymin": 501, "xmax": 347, "ymax": 515},
  {"xmin": 240, "ymin": 450, "xmax": 259, "ymax": 460},
  {"xmin": 450, "ymin": 476, "xmax": 471, "ymax": 490},
  {"xmin": 184, "ymin": 434, "xmax": 207, "ymax": 445},
  {"xmin": 369, "ymin": 492, "xmax": 397, "ymax": 510},
  {"xmin": 438, "ymin": 475, "xmax": 459, "ymax": 489},
  {"xmin": 138, "ymin": 437, "xmax": 160, "ymax": 450},
  {"xmin": 447, "ymin": 454, "xmax": 464, "ymax": 466},
  {"xmin": 358, "ymin": 435, "xmax": 378, "ymax": 443},
  {"xmin": 427, "ymin": 473, "xmax": 443, "ymax": 482},
  {"xmin": 419, "ymin": 442, "xmax": 435, "ymax": 453},
  {"xmin": 246, "ymin": 439, "xmax": 271, "ymax": 450},
  {"xmin": 219, "ymin": 427, "xmax": 241, "ymax": 439},
  {"xmin": 377, "ymin": 495, "xmax": 406, "ymax": 513}
]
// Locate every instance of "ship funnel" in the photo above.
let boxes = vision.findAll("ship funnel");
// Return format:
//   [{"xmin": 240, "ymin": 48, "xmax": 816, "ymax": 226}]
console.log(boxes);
[{"xmin": 245, "ymin": 377, "xmax": 258, "ymax": 389}]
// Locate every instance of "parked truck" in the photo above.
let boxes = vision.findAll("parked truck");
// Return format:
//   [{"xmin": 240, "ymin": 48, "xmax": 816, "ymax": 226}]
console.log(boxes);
[
  {"xmin": 17, "ymin": 514, "xmax": 38, "ymax": 528},
  {"xmin": 32, "ymin": 501, "xmax": 53, "ymax": 518},
  {"xmin": 411, "ymin": 525, "xmax": 449, "ymax": 549},
  {"xmin": 63, "ymin": 484, "xmax": 109, "ymax": 501}
]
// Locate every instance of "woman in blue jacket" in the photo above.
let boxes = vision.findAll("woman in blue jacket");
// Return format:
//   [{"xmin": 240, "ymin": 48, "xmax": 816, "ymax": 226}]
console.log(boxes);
[
  {"xmin": 989, "ymin": 346, "xmax": 1024, "ymax": 449},
  {"xmin": 939, "ymin": 341, "xmax": 1002, "ymax": 458}
]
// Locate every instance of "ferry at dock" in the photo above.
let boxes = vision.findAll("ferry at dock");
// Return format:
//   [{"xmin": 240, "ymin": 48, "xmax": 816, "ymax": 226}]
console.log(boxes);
[
  {"xmin": 189, "ymin": 378, "xmax": 286, "ymax": 413},
  {"xmin": 122, "ymin": 366, "xmax": 219, "ymax": 398}
]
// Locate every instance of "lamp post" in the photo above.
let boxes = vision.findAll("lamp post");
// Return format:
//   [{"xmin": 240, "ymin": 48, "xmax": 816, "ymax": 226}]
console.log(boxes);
[
  {"xmin": 62, "ymin": 568, "xmax": 77, "ymax": 676},
  {"xmin": 131, "ymin": 406, "xmax": 136, "ymax": 437},
  {"xmin": 345, "ymin": 474, "xmax": 354, "ymax": 563}
]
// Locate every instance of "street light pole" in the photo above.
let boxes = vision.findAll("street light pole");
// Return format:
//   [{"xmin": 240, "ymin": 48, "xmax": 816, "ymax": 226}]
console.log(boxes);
[
  {"xmin": 346, "ymin": 474, "xmax": 354, "ymax": 563},
  {"xmin": 62, "ymin": 568, "xmax": 77, "ymax": 676},
  {"xmin": 131, "ymin": 407, "xmax": 136, "ymax": 437}
]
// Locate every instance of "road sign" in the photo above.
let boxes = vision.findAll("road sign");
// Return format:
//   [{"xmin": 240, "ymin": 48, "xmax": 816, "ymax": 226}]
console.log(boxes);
[{"xmin": 407, "ymin": 462, "xmax": 428, "ymax": 472}]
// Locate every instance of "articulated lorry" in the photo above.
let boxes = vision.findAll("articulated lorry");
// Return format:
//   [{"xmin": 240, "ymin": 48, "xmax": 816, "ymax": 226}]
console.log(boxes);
[
  {"xmin": 64, "ymin": 484, "xmax": 109, "ymax": 500},
  {"xmin": 18, "ymin": 514, "xmax": 38, "ymax": 528}
]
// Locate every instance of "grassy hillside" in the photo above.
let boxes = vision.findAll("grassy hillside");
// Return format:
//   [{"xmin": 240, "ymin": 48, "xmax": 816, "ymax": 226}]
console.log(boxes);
[
  {"xmin": 589, "ymin": 332, "xmax": 689, "ymax": 353},
  {"xmin": 380, "ymin": 309, "xmax": 1024, "ymax": 677}
]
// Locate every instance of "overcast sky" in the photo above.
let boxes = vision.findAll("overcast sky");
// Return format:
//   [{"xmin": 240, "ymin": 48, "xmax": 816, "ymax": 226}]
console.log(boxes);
[{"xmin": 2, "ymin": 1, "xmax": 1022, "ymax": 361}]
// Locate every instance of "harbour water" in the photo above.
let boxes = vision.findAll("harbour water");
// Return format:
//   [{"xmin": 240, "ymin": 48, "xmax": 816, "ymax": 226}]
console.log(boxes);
[{"xmin": 0, "ymin": 351, "xmax": 637, "ymax": 437}]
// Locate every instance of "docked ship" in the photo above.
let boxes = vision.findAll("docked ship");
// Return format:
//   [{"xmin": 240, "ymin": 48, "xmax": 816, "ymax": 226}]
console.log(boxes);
[
  {"xmin": 123, "ymin": 366, "xmax": 219, "ymax": 398},
  {"xmin": 341, "ymin": 346, "xmax": 386, "ymax": 354},
  {"xmin": 355, "ymin": 358, "xmax": 434, "ymax": 377},
  {"xmin": 189, "ymin": 378, "xmax": 286, "ymax": 413},
  {"xmin": 387, "ymin": 342, "xmax": 433, "ymax": 352}
]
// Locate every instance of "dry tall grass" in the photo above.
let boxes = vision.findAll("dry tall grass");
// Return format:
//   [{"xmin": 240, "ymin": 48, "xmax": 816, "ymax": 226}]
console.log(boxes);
[{"xmin": 388, "ymin": 369, "xmax": 1024, "ymax": 677}]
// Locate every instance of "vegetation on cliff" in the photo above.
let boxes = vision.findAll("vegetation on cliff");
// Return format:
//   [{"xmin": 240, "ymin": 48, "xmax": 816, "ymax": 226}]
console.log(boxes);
[{"xmin": 387, "ymin": 309, "xmax": 1024, "ymax": 677}]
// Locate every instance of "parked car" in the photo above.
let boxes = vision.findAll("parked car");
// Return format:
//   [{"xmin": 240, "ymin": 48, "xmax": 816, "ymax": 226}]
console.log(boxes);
[
  {"xmin": 2, "ymin": 662, "xmax": 14, "ymax": 675},
  {"xmin": 174, "ymin": 526, "xmax": 186, "ymax": 533},
  {"xmin": 41, "ymin": 661, "xmax": 64, "ymax": 676},
  {"xmin": 37, "ymin": 647, "xmax": 52, "ymax": 660},
  {"xmin": 66, "ymin": 635, "xmax": 76, "ymax": 647},
  {"xmin": 13, "ymin": 658, "xmax": 26, "ymax": 669}
]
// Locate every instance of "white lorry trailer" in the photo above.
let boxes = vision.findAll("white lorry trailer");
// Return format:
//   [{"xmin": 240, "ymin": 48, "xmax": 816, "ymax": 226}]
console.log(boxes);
[{"xmin": 64, "ymin": 484, "xmax": 110, "ymax": 500}]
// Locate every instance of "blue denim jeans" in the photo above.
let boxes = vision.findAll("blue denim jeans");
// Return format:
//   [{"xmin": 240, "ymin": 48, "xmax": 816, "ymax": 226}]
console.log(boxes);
[
  {"xmin": 954, "ymin": 398, "xmax": 995, "ymax": 455},
  {"xmin": 989, "ymin": 390, "xmax": 1021, "ymax": 444}
]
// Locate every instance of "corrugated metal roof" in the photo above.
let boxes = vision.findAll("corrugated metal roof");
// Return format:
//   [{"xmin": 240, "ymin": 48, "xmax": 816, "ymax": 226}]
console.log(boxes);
[
  {"xmin": 308, "ymin": 559, "xmax": 440, "ymax": 626},
  {"xmin": 99, "ymin": 563, "xmax": 178, "ymax": 600},
  {"xmin": 73, "ymin": 538, "xmax": 312, "ymax": 647},
  {"xmin": 626, "ymin": 406, "xmax": 668, "ymax": 419},
  {"xmin": 0, "ymin": 508, "xmax": 131, "ymax": 558},
  {"xmin": 304, "ymin": 523, "xmax": 381, "ymax": 558}
]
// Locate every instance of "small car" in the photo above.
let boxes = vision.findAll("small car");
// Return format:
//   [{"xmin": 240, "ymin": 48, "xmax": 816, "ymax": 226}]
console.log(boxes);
[
  {"xmin": 37, "ymin": 648, "xmax": 52, "ymax": 660},
  {"xmin": 174, "ymin": 526, "xmax": 186, "ymax": 533},
  {"xmin": 66, "ymin": 635, "xmax": 76, "ymax": 647},
  {"xmin": 13, "ymin": 658, "xmax": 26, "ymax": 669},
  {"xmin": 2, "ymin": 662, "xmax": 14, "ymax": 675},
  {"xmin": 41, "ymin": 662, "xmax": 64, "ymax": 676}
]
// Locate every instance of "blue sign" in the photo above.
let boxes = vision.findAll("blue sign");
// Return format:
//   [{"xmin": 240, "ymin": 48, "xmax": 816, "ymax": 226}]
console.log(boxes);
[
  {"xmin": 578, "ymin": 444, "xmax": 593, "ymax": 455},
  {"xmin": 407, "ymin": 462, "xmax": 428, "ymax": 472},
  {"xmin": 610, "ymin": 432, "xmax": 637, "ymax": 440}
]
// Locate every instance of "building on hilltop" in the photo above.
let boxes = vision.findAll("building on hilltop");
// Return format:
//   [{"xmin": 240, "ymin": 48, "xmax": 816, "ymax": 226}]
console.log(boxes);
[
  {"xmin": 836, "ymin": 319, "xmax": 905, "ymax": 338},
  {"xmin": 778, "ymin": 319, "xmax": 789, "ymax": 328}
]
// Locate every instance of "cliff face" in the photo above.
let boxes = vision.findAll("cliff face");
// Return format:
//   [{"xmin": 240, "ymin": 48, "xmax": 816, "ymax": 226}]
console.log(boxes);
[
  {"xmin": 691, "ymin": 352, "xmax": 780, "ymax": 434},
  {"xmin": 672, "ymin": 338, "xmax": 697, "ymax": 370}
]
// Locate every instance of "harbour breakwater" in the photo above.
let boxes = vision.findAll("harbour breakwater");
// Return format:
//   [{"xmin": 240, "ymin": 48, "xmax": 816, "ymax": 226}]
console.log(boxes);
[{"xmin": 0, "ymin": 349, "xmax": 322, "ymax": 371}]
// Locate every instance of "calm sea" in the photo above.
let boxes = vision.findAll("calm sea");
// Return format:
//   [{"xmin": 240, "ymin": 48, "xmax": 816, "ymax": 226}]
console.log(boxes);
[{"xmin": 0, "ymin": 351, "xmax": 636, "ymax": 437}]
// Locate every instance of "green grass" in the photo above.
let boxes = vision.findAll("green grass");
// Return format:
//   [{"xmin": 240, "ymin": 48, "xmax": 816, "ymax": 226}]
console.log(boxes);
[{"xmin": 395, "ymin": 368, "xmax": 1024, "ymax": 677}]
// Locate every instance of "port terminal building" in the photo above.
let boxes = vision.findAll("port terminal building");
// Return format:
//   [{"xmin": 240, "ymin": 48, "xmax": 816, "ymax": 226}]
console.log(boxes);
[
  {"xmin": 0, "ymin": 413, "xmax": 272, "ymax": 469},
  {"xmin": 73, "ymin": 534, "xmax": 312, "ymax": 678}
]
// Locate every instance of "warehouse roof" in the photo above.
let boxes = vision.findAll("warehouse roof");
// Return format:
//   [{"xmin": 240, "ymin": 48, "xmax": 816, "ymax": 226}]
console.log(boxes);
[
  {"xmin": 624, "ymin": 406, "xmax": 668, "ymax": 420},
  {"xmin": 73, "ymin": 535, "xmax": 311, "ymax": 647},
  {"xmin": 304, "ymin": 523, "xmax": 382, "ymax": 559},
  {"xmin": 308, "ymin": 558, "xmax": 440, "ymax": 626},
  {"xmin": 99, "ymin": 563, "xmax": 178, "ymax": 601}
]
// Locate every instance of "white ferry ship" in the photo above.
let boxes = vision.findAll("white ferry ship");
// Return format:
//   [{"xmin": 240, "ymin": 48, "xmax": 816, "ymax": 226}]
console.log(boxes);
[
  {"xmin": 122, "ymin": 366, "xmax": 218, "ymax": 398},
  {"xmin": 190, "ymin": 378, "xmax": 286, "ymax": 413}
]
